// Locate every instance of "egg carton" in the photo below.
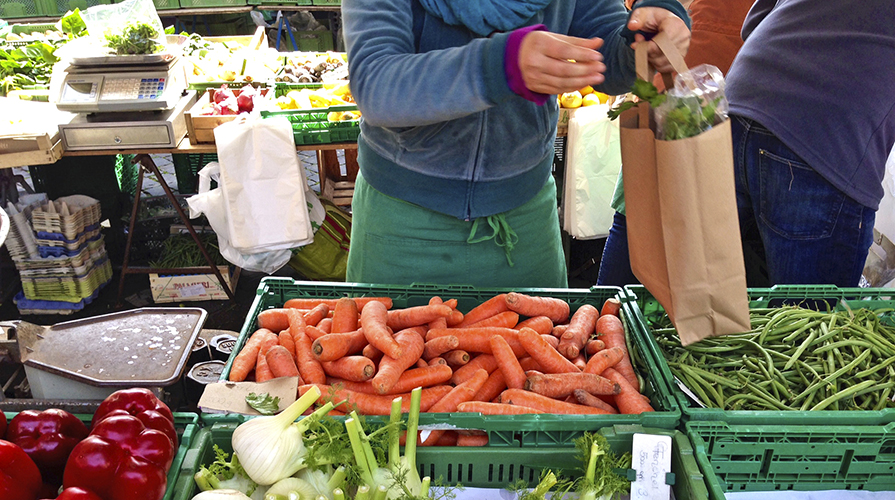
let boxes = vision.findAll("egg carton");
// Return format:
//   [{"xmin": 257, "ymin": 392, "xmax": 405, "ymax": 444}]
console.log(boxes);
[
  {"xmin": 13, "ymin": 285, "xmax": 105, "ymax": 316},
  {"xmin": 36, "ymin": 228, "xmax": 102, "ymax": 253},
  {"xmin": 5, "ymin": 202, "xmax": 40, "ymax": 261},
  {"xmin": 19, "ymin": 257, "xmax": 113, "ymax": 302},
  {"xmin": 13, "ymin": 237, "xmax": 106, "ymax": 271},
  {"xmin": 30, "ymin": 195, "xmax": 102, "ymax": 240},
  {"xmin": 17, "ymin": 247, "xmax": 109, "ymax": 279}
]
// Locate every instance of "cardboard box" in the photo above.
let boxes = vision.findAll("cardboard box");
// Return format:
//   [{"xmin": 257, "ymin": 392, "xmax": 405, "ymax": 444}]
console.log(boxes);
[
  {"xmin": 0, "ymin": 132, "xmax": 63, "ymax": 169},
  {"xmin": 149, "ymin": 266, "xmax": 239, "ymax": 303},
  {"xmin": 185, "ymin": 88, "xmax": 270, "ymax": 144},
  {"xmin": 556, "ymin": 107, "xmax": 577, "ymax": 137}
]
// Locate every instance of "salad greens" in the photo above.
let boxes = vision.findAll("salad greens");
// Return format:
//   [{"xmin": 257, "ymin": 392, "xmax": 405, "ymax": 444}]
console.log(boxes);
[
  {"xmin": 106, "ymin": 22, "xmax": 164, "ymax": 55},
  {"xmin": 245, "ymin": 392, "xmax": 281, "ymax": 416},
  {"xmin": 608, "ymin": 78, "xmax": 723, "ymax": 140}
]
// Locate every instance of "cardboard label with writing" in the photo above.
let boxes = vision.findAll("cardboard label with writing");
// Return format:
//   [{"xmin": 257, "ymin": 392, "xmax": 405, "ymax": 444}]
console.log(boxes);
[
  {"xmin": 631, "ymin": 433, "xmax": 672, "ymax": 500},
  {"xmin": 198, "ymin": 378, "xmax": 298, "ymax": 415}
]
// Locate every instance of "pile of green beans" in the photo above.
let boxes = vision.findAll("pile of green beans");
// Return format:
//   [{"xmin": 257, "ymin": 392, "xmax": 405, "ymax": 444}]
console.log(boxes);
[{"xmin": 652, "ymin": 306, "xmax": 895, "ymax": 411}]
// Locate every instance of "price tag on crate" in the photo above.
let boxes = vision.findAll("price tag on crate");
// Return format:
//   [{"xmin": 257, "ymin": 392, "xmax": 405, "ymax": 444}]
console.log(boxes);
[{"xmin": 630, "ymin": 433, "xmax": 673, "ymax": 500}]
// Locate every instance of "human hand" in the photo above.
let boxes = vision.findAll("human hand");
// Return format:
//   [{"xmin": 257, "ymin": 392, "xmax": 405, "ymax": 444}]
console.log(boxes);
[
  {"xmin": 627, "ymin": 7, "xmax": 691, "ymax": 73},
  {"xmin": 517, "ymin": 31, "xmax": 605, "ymax": 95}
]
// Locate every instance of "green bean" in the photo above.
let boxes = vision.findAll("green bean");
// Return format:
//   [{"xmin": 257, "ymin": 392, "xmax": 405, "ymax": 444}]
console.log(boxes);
[
  {"xmin": 783, "ymin": 326, "xmax": 820, "ymax": 370},
  {"xmin": 809, "ymin": 379, "xmax": 877, "ymax": 411}
]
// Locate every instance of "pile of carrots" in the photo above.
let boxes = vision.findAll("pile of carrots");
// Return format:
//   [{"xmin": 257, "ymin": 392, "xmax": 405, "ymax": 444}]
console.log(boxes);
[{"xmin": 228, "ymin": 292, "xmax": 655, "ymax": 446}]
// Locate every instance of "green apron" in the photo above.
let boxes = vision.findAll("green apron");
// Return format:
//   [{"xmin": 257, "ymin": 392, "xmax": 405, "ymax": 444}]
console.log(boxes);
[{"xmin": 346, "ymin": 173, "xmax": 568, "ymax": 289}]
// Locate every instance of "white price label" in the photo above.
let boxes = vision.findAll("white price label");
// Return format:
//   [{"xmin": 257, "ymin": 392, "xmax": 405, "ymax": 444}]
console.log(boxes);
[
  {"xmin": 630, "ymin": 433, "xmax": 672, "ymax": 500},
  {"xmin": 179, "ymin": 283, "xmax": 208, "ymax": 298}
]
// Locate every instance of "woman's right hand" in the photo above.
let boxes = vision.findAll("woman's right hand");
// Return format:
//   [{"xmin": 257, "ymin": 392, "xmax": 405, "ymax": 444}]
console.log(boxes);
[{"xmin": 517, "ymin": 31, "xmax": 606, "ymax": 95}]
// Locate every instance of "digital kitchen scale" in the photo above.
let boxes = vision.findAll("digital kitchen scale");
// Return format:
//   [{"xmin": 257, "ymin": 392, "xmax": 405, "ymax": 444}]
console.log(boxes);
[
  {"xmin": 55, "ymin": 55, "xmax": 187, "ymax": 114},
  {"xmin": 58, "ymin": 90, "xmax": 197, "ymax": 151}
]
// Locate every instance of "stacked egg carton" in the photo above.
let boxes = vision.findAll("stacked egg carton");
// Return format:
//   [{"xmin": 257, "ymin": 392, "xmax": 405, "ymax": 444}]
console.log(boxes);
[{"xmin": 9, "ymin": 195, "xmax": 113, "ymax": 314}]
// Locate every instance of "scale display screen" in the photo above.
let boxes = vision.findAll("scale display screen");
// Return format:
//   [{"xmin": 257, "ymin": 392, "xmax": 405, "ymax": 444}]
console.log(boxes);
[{"xmin": 61, "ymin": 78, "xmax": 99, "ymax": 104}]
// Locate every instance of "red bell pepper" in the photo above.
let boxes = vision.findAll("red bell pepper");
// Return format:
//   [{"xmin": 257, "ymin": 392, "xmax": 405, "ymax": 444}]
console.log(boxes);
[
  {"xmin": 44, "ymin": 487, "xmax": 104, "ymax": 500},
  {"xmin": 1, "ymin": 411, "xmax": 7, "ymax": 439},
  {"xmin": 64, "ymin": 413, "xmax": 174, "ymax": 500},
  {"xmin": 91, "ymin": 388, "xmax": 177, "ymax": 446},
  {"xmin": 0, "ymin": 438, "xmax": 43, "ymax": 500},
  {"xmin": 6, "ymin": 409, "xmax": 89, "ymax": 486}
]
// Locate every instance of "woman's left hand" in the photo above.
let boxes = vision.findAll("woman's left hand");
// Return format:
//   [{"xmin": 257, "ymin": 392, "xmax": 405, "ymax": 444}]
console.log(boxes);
[{"xmin": 627, "ymin": 7, "xmax": 691, "ymax": 73}]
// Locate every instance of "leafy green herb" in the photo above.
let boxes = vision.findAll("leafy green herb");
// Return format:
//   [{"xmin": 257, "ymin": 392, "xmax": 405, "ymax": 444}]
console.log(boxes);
[
  {"xmin": 105, "ymin": 22, "xmax": 163, "ymax": 55},
  {"xmin": 193, "ymin": 444, "xmax": 259, "ymax": 496},
  {"xmin": 245, "ymin": 392, "xmax": 280, "ymax": 415},
  {"xmin": 573, "ymin": 432, "xmax": 632, "ymax": 500},
  {"xmin": 608, "ymin": 78, "xmax": 723, "ymax": 140},
  {"xmin": 60, "ymin": 9, "xmax": 88, "ymax": 38},
  {"xmin": 0, "ymin": 42, "xmax": 58, "ymax": 96},
  {"xmin": 607, "ymin": 79, "xmax": 666, "ymax": 120},
  {"xmin": 508, "ymin": 470, "xmax": 574, "ymax": 500}
]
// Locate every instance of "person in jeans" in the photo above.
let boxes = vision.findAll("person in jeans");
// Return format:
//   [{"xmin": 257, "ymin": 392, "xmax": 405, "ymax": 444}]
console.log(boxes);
[
  {"xmin": 340, "ymin": 0, "xmax": 690, "ymax": 288},
  {"xmin": 597, "ymin": 0, "xmax": 753, "ymax": 287},
  {"xmin": 727, "ymin": 0, "xmax": 895, "ymax": 287}
]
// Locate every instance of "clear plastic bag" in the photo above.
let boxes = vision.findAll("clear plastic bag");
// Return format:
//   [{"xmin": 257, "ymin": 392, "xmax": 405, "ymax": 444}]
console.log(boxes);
[
  {"xmin": 655, "ymin": 64, "xmax": 729, "ymax": 140},
  {"xmin": 80, "ymin": 0, "xmax": 166, "ymax": 55}
]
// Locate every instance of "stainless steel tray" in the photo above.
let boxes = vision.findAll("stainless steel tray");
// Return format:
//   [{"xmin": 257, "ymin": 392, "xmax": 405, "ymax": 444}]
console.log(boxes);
[
  {"xmin": 70, "ymin": 52, "xmax": 176, "ymax": 67},
  {"xmin": 18, "ymin": 307, "xmax": 207, "ymax": 388}
]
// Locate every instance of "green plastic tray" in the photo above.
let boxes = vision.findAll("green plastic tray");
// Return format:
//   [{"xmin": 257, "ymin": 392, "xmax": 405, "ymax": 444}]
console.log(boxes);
[
  {"xmin": 177, "ymin": 0, "xmax": 245, "ymax": 7},
  {"xmin": 260, "ymin": 82, "xmax": 359, "ymax": 145},
  {"xmin": 623, "ymin": 284, "xmax": 895, "ymax": 425},
  {"xmin": 688, "ymin": 420, "xmax": 895, "ymax": 498},
  {"xmin": 172, "ymin": 422, "xmax": 708, "ymax": 498},
  {"xmin": 152, "ymin": 0, "xmax": 180, "ymax": 10},
  {"xmin": 42, "ymin": 0, "xmax": 111, "ymax": 17},
  {"xmin": 0, "ymin": 0, "xmax": 45, "ymax": 18},
  {"xmin": 2, "ymin": 411, "xmax": 199, "ymax": 500},
  {"xmin": 209, "ymin": 277, "xmax": 681, "ymax": 432}
]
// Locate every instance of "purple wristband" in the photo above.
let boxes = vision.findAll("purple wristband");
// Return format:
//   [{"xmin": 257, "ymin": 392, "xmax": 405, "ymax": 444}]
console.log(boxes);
[{"xmin": 505, "ymin": 24, "xmax": 549, "ymax": 105}]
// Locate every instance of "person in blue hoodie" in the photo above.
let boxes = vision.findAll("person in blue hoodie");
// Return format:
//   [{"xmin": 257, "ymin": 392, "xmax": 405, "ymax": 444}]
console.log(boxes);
[{"xmin": 341, "ymin": 0, "xmax": 691, "ymax": 288}]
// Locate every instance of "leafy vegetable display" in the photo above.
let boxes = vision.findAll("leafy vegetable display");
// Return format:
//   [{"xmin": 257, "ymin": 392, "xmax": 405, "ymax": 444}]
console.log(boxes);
[
  {"xmin": 608, "ymin": 77, "xmax": 724, "ymax": 140},
  {"xmin": 105, "ymin": 22, "xmax": 164, "ymax": 55},
  {"xmin": 0, "ymin": 42, "xmax": 58, "ymax": 96}
]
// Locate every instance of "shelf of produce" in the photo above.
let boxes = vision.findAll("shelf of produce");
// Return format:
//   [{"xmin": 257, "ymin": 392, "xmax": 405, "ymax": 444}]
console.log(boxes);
[
  {"xmin": 11, "ymin": 4, "xmax": 339, "ymax": 21},
  {"xmin": 61, "ymin": 137, "xmax": 357, "ymax": 156}
]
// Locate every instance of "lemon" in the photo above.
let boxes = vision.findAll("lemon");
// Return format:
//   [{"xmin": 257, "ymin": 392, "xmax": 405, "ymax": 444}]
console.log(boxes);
[
  {"xmin": 594, "ymin": 92, "xmax": 611, "ymax": 104},
  {"xmin": 578, "ymin": 85, "xmax": 595, "ymax": 96},
  {"xmin": 559, "ymin": 91, "xmax": 583, "ymax": 109},
  {"xmin": 276, "ymin": 95, "xmax": 294, "ymax": 110},
  {"xmin": 581, "ymin": 93, "xmax": 601, "ymax": 106}
]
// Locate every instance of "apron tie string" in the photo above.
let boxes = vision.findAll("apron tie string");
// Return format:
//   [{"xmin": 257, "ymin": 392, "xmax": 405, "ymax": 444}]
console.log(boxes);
[{"xmin": 467, "ymin": 213, "xmax": 518, "ymax": 267}]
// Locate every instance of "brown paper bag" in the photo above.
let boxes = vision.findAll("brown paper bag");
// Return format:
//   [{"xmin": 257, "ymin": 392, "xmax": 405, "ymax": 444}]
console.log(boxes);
[{"xmin": 619, "ymin": 33, "xmax": 750, "ymax": 345}]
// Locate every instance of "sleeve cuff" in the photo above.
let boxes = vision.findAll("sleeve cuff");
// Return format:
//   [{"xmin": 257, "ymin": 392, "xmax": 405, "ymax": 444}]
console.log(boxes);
[{"xmin": 504, "ymin": 23, "xmax": 550, "ymax": 105}]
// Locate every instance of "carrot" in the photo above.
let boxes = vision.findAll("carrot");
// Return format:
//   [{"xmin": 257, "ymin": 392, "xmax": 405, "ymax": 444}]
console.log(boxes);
[
  {"xmin": 331, "ymin": 297, "xmax": 360, "ymax": 334},
  {"xmin": 256, "ymin": 330, "xmax": 281, "ymax": 359},
  {"xmin": 455, "ymin": 431, "xmax": 489, "ymax": 447},
  {"xmin": 312, "ymin": 329, "xmax": 368, "ymax": 361},
  {"xmin": 583, "ymin": 345, "xmax": 626, "ymax": 376},
  {"xmin": 423, "ymin": 335, "xmax": 459, "ymax": 360},
  {"xmin": 596, "ymin": 314, "xmax": 639, "ymax": 391},
  {"xmin": 426, "ymin": 327, "xmax": 526, "ymax": 357},
  {"xmin": 586, "ymin": 339, "xmax": 606, "ymax": 355},
  {"xmin": 572, "ymin": 353, "xmax": 588, "ymax": 371},
  {"xmin": 277, "ymin": 330, "xmax": 296, "ymax": 362},
  {"xmin": 516, "ymin": 327, "xmax": 580, "ymax": 374},
  {"xmin": 415, "ymin": 358, "xmax": 428, "ymax": 369},
  {"xmin": 285, "ymin": 297, "xmax": 393, "ymax": 311},
  {"xmin": 301, "ymin": 384, "xmax": 453, "ymax": 415},
  {"xmin": 317, "ymin": 318, "xmax": 332, "ymax": 334},
  {"xmin": 293, "ymin": 328, "xmax": 326, "ymax": 385},
  {"xmin": 442, "ymin": 298, "xmax": 458, "ymax": 309},
  {"xmin": 603, "ymin": 368, "xmax": 654, "ymax": 414},
  {"xmin": 458, "ymin": 401, "xmax": 545, "ymax": 415},
  {"xmin": 518, "ymin": 356, "xmax": 543, "ymax": 373},
  {"xmin": 452, "ymin": 354, "xmax": 498, "ymax": 385},
  {"xmin": 446, "ymin": 309, "xmax": 464, "ymax": 327},
  {"xmin": 360, "ymin": 301, "xmax": 402, "ymax": 359},
  {"xmin": 600, "ymin": 297, "xmax": 622, "ymax": 317},
  {"xmin": 427, "ymin": 297, "xmax": 449, "ymax": 331},
  {"xmin": 551, "ymin": 324, "xmax": 568, "ymax": 338},
  {"xmin": 541, "ymin": 334, "xmax": 560, "ymax": 350},
  {"xmin": 557, "ymin": 304, "xmax": 599, "ymax": 359},
  {"xmin": 524, "ymin": 372, "xmax": 620, "ymax": 399},
  {"xmin": 257, "ymin": 308, "xmax": 291, "ymax": 333},
  {"xmin": 443, "ymin": 350, "xmax": 470, "ymax": 367},
  {"xmin": 433, "ymin": 431, "xmax": 459, "ymax": 446},
  {"xmin": 327, "ymin": 363, "xmax": 453, "ymax": 395},
  {"xmin": 463, "ymin": 311, "xmax": 520, "ymax": 329},
  {"xmin": 266, "ymin": 345, "xmax": 300, "ymax": 379},
  {"xmin": 490, "ymin": 335, "xmax": 526, "ymax": 390},
  {"xmin": 498, "ymin": 388, "xmax": 613, "ymax": 415},
  {"xmin": 302, "ymin": 303, "xmax": 330, "ymax": 327},
  {"xmin": 456, "ymin": 293, "xmax": 509, "ymax": 327},
  {"xmin": 427, "ymin": 356, "xmax": 447, "ymax": 367},
  {"xmin": 363, "ymin": 344, "xmax": 384, "ymax": 365},
  {"xmin": 516, "ymin": 315, "xmax": 554, "ymax": 336},
  {"xmin": 472, "ymin": 369, "xmax": 507, "ymax": 402},
  {"xmin": 228, "ymin": 328, "xmax": 276, "ymax": 382},
  {"xmin": 254, "ymin": 351, "xmax": 274, "ymax": 382},
  {"xmin": 371, "ymin": 328, "xmax": 426, "ymax": 394},
  {"xmin": 573, "ymin": 389, "xmax": 619, "ymax": 414},
  {"xmin": 304, "ymin": 325, "xmax": 328, "ymax": 341},
  {"xmin": 387, "ymin": 304, "xmax": 454, "ymax": 330},
  {"xmin": 321, "ymin": 356, "xmax": 376, "ymax": 382},
  {"xmin": 504, "ymin": 292, "xmax": 570, "ymax": 324},
  {"xmin": 422, "ymin": 369, "xmax": 490, "ymax": 446}
]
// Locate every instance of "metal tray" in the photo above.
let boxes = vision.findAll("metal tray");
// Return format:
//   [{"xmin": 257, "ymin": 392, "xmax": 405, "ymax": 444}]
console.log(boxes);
[
  {"xmin": 18, "ymin": 307, "xmax": 207, "ymax": 387},
  {"xmin": 70, "ymin": 52, "xmax": 177, "ymax": 67}
]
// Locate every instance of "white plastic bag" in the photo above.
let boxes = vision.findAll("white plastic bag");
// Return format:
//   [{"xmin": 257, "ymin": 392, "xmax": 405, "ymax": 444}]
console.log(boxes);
[
  {"xmin": 562, "ymin": 104, "xmax": 622, "ymax": 239},
  {"xmin": 80, "ymin": 0, "xmax": 166, "ymax": 55},
  {"xmin": 213, "ymin": 113, "xmax": 314, "ymax": 252},
  {"xmin": 187, "ymin": 162, "xmax": 292, "ymax": 274}
]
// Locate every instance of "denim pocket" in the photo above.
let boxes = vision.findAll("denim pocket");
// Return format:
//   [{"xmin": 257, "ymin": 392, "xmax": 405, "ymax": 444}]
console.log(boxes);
[{"xmin": 758, "ymin": 148, "xmax": 845, "ymax": 240}]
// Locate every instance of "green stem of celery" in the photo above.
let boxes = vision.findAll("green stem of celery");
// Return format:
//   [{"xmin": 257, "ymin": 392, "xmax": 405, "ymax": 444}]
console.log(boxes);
[
  {"xmin": 332, "ymin": 488, "xmax": 346, "ymax": 500},
  {"xmin": 420, "ymin": 476, "xmax": 431, "ymax": 498},
  {"xmin": 345, "ymin": 417, "xmax": 375, "ymax": 487},
  {"xmin": 355, "ymin": 485, "xmax": 371, "ymax": 500},
  {"xmin": 193, "ymin": 470, "xmax": 221, "ymax": 491},
  {"xmin": 294, "ymin": 401, "xmax": 334, "ymax": 434},
  {"xmin": 586, "ymin": 442, "xmax": 599, "ymax": 483},
  {"xmin": 276, "ymin": 385, "xmax": 323, "ymax": 428},
  {"xmin": 327, "ymin": 465, "xmax": 347, "ymax": 493},
  {"xmin": 533, "ymin": 471, "xmax": 557, "ymax": 497},
  {"xmin": 372, "ymin": 484, "xmax": 388, "ymax": 500},
  {"xmin": 404, "ymin": 387, "xmax": 422, "ymax": 473},
  {"xmin": 389, "ymin": 397, "xmax": 402, "ymax": 471},
  {"xmin": 350, "ymin": 410, "xmax": 379, "ymax": 474}
]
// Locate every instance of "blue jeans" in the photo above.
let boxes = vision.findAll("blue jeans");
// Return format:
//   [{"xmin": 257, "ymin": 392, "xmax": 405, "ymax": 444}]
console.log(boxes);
[
  {"xmin": 731, "ymin": 114, "xmax": 875, "ymax": 287},
  {"xmin": 597, "ymin": 211, "xmax": 639, "ymax": 287}
]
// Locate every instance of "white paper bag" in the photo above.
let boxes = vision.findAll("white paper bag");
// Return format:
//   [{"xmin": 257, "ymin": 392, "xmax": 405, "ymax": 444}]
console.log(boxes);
[
  {"xmin": 213, "ymin": 114, "xmax": 313, "ymax": 252},
  {"xmin": 562, "ymin": 104, "xmax": 622, "ymax": 239}
]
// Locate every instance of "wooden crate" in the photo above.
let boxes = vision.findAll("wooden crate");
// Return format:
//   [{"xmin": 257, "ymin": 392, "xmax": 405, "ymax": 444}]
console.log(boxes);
[
  {"xmin": 149, "ymin": 266, "xmax": 240, "ymax": 303},
  {"xmin": 316, "ymin": 148, "xmax": 357, "ymax": 206},
  {"xmin": 0, "ymin": 132, "xmax": 63, "ymax": 169},
  {"xmin": 184, "ymin": 87, "xmax": 270, "ymax": 145}
]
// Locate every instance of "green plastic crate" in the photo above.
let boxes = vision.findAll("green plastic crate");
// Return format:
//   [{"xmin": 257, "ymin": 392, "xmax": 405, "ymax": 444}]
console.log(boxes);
[
  {"xmin": 310, "ymin": 0, "xmax": 339, "ymax": 4},
  {"xmin": 623, "ymin": 284, "xmax": 895, "ymax": 425},
  {"xmin": 210, "ymin": 277, "xmax": 681, "ymax": 432},
  {"xmin": 262, "ymin": 84, "xmax": 358, "ymax": 145},
  {"xmin": 171, "ymin": 152, "xmax": 218, "ymax": 194},
  {"xmin": 177, "ymin": 0, "xmax": 245, "ymax": 8},
  {"xmin": 172, "ymin": 422, "xmax": 708, "ymax": 498},
  {"xmin": 2, "ymin": 411, "xmax": 199, "ymax": 500},
  {"xmin": 0, "ymin": 0, "xmax": 45, "ymax": 18},
  {"xmin": 42, "ymin": 0, "xmax": 111, "ymax": 17},
  {"xmin": 152, "ymin": 0, "xmax": 180, "ymax": 10},
  {"xmin": 247, "ymin": 0, "xmax": 312, "ymax": 6},
  {"xmin": 688, "ymin": 420, "xmax": 895, "ymax": 498},
  {"xmin": 114, "ymin": 153, "xmax": 139, "ymax": 198}
]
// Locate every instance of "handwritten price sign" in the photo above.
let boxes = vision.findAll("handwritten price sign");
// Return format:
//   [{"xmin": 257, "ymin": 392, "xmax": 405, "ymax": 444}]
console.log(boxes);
[{"xmin": 631, "ymin": 433, "xmax": 672, "ymax": 500}]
